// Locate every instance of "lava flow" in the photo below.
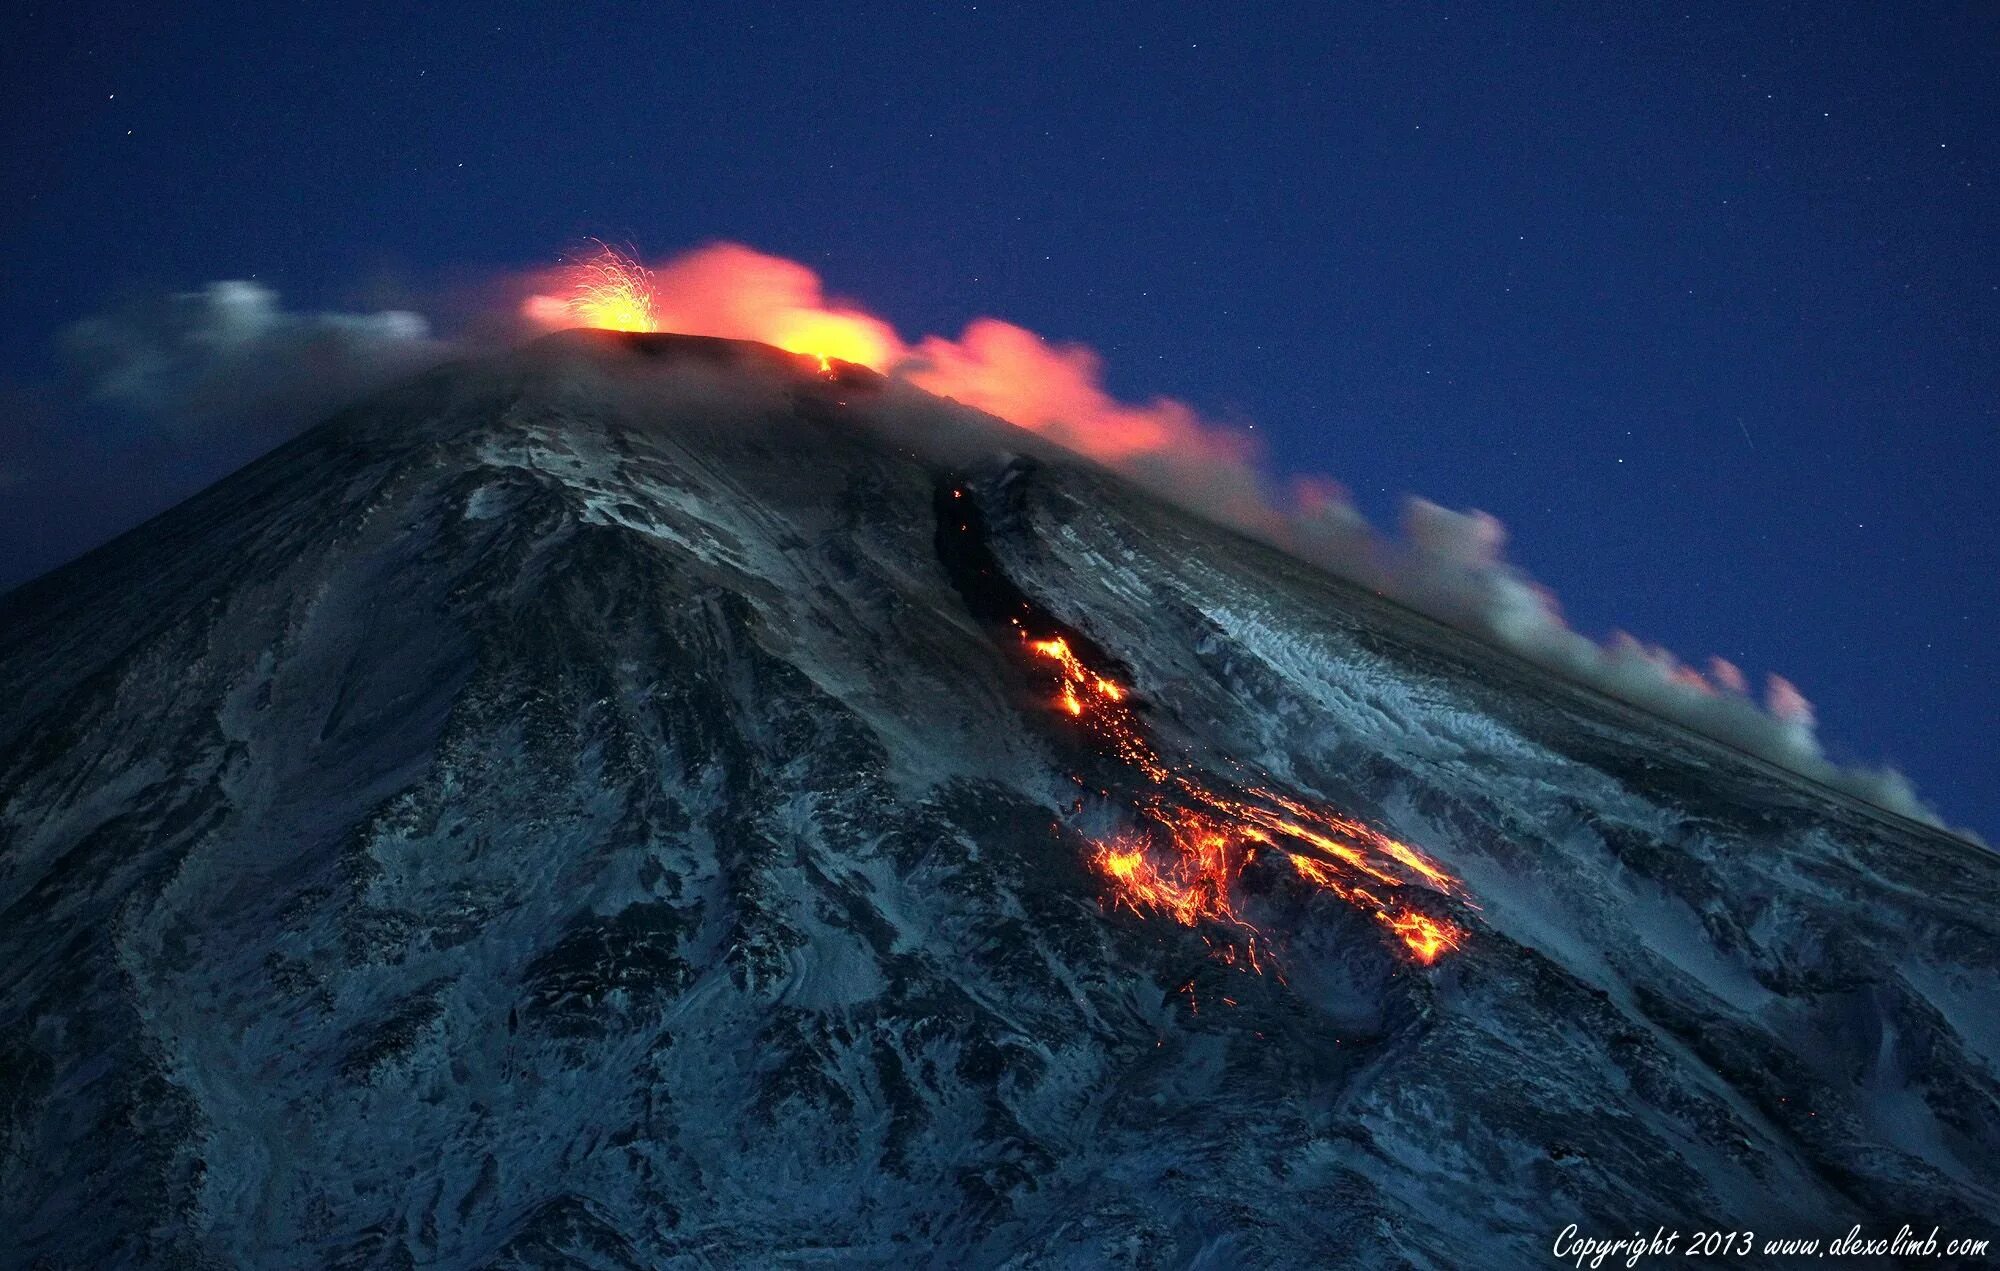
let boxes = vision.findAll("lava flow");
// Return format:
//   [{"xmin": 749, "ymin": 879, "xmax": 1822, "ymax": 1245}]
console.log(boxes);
[{"xmin": 1018, "ymin": 617, "xmax": 1466, "ymax": 967}]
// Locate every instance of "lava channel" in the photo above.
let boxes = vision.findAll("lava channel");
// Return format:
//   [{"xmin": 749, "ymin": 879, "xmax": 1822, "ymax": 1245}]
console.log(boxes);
[{"xmin": 936, "ymin": 476, "xmax": 1469, "ymax": 968}]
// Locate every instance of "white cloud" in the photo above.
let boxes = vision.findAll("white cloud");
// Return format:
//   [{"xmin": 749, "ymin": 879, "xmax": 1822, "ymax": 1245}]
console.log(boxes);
[{"xmin": 65, "ymin": 280, "xmax": 450, "ymax": 443}]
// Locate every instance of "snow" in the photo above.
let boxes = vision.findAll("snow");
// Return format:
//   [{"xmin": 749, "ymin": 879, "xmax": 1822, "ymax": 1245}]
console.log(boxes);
[{"xmin": 1, "ymin": 332, "xmax": 1993, "ymax": 1267}]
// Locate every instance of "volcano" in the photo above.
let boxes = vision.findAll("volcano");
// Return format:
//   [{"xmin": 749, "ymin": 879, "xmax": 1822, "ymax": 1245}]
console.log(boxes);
[{"xmin": 1, "ymin": 332, "xmax": 1994, "ymax": 1267}]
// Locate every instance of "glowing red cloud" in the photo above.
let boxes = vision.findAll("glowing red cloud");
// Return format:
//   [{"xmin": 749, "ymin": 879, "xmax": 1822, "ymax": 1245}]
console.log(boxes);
[
  {"xmin": 1765, "ymin": 675, "xmax": 1815, "ymax": 727},
  {"xmin": 525, "ymin": 243, "xmax": 900, "ymax": 372},
  {"xmin": 523, "ymin": 243, "xmax": 1250, "ymax": 475},
  {"xmin": 904, "ymin": 319, "xmax": 1236, "ymax": 463}
]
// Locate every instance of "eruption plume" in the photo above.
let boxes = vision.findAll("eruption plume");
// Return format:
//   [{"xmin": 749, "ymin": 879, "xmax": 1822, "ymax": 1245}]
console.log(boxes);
[
  {"xmin": 522, "ymin": 243, "xmax": 658, "ymax": 333},
  {"xmin": 525, "ymin": 242, "xmax": 897, "ymax": 370}
]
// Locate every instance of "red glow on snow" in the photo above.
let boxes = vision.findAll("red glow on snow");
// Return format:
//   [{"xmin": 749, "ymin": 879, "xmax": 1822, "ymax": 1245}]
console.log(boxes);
[
  {"xmin": 511, "ymin": 236, "xmax": 1886, "ymax": 858},
  {"xmin": 521, "ymin": 246, "xmax": 1481, "ymax": 957}
]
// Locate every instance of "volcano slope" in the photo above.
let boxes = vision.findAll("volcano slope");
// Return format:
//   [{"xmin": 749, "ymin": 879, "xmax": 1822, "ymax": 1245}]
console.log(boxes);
[{"xmin": 0, "ymin": 332, "xmax": 1994, "ymax": 1268}]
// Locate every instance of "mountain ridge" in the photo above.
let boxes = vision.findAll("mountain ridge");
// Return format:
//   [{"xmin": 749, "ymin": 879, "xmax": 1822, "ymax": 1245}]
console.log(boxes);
[
  {"xmin": 0, "ymin": 330, "xmax": 1993, "ymax": 1267},
  {"xmin": 7, "ymin": 329, "xmax": 1964, "ymax": 853}
]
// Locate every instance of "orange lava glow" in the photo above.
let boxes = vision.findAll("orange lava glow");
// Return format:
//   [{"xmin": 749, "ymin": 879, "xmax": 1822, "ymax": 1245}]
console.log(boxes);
[
  {"xmin": 1021, "ymin": 618, "xmax": 1466, "ymax": 966},
  {"xmin": 523, "ymin": 241, "xmax": 900, "ymax": 371},
  {"xmin": 519, "ymin": 240, "xmax": 1475, "ymax": 966},
  {"xmin": 518, "ymin": 242, "xmax": 1245, "ymax": 466},
  {"xmin": 764, "ymin": 308, "xmax": 896, "ymax": 372},
  {"xmin": 522, "ymin": 244, "xmax": 659, "ymax": 333},
  {"xmin": 1380, "ymin": 909, "xmax": 1462, "ymax": 965}
]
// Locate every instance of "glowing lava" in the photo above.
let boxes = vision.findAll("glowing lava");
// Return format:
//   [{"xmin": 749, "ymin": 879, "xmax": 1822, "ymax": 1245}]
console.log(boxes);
[
  {"xmin": 1020, "ymin": 617, "xmax": 1467, "ymax": 966},
  {"xmin": 523, "ymin": 241, "xmax": 899, "ymax": 371},
  {"xmin": 523, "ymin": 244, "xmax": 659, "ymax": 333},
  {"xmin": 765, "ymin": 309, "xmax": 894, "ymax": 373},
  {"xmin": 1381, "ymin": 910, "xmax": 1462, "ymax": 965},
  {"xmin": 1026, "ymin": 634, "xmax": 1166, "ymax": 781}
]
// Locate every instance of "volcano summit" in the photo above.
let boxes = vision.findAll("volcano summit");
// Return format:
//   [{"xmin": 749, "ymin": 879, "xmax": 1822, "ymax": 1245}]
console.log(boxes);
[{"xmin": 0, "ymin": 332, "xmax": 1994, "ymax": 1267}]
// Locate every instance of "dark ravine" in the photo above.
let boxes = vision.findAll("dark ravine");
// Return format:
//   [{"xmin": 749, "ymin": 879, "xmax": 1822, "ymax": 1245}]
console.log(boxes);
[{"xmin": 0, "ymin": 332, "xmax": 1994, "ymax": 1268}]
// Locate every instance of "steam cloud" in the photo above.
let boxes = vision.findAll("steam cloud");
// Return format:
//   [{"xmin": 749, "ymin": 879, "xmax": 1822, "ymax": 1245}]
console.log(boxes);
[
  {"xmin": 66, "ymin": 280, "xmax": 450, "ymax": 444},
  {"xmin": 54, "ymin": 250, "xmax": 1962, "ymax": 836}
]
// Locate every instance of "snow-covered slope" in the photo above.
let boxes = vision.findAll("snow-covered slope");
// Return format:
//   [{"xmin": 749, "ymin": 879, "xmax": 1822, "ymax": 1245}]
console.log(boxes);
[{"xmin": 1, "ymin": 332, "xmax": 1993, "ymax": 1268}]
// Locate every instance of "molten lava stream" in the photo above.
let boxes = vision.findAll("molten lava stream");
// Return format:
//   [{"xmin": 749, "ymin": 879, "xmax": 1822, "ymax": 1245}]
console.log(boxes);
[{"xmin": 1021, "ymin": 626, "xmax": 1466, "ymax": 967}]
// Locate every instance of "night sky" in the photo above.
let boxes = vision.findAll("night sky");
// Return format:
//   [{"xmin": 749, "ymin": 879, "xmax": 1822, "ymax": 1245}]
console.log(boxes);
[{"xmin": 2, "ymin": 3, "xmax": 1994, "ymax": 835}]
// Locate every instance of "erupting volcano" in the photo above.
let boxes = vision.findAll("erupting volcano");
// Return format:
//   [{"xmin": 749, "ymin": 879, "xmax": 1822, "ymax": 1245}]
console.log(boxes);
[
  {"xmin": 524, "ymin": 242, "xmax": 899, "ymax": 371},
  {"xmin": 521, "ymin": 244, "xmax": 660, "ymax": 333},
  {"xmin": 1, "ymin": 329, "xmax": 1994, "ymax": 1267}
]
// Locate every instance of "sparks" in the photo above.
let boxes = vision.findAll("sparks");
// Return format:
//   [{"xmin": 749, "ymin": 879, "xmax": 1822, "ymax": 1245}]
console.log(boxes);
[
  {"xmin": 522, "ymin": 241, "xmax": 900, "ymax": 370},
  {"xmin": 523, "ymin": 243, "xmax": 659, "ymax": 333},
  {"xmin": 1378, "ymin": 909, "xmax": 1463, "ymax": 965}
]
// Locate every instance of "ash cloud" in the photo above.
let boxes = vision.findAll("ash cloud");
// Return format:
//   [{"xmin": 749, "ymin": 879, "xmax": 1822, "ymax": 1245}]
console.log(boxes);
[
  {"xmin": 3, "ymin": 281, "xmax": 458, "ymax": 595},
  {"xmin": 1067, "ymin": 398, "xmax": 1959, "ymax": 834},
  {"xmin": 65, "ymin": 280, "xmax": 452, "ymax": 446}
]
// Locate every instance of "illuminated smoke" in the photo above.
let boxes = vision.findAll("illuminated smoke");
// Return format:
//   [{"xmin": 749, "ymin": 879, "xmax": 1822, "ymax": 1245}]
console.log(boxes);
[
  {"xmin": 521, "ymin": 243, "xmax": 659, "ymax": 333},
  {"xmin": 904, "ymin": 319, "xmax": 1243, "ymax": 466},
  {"xmin": 525, "ymin": 242, "xmax": 898, "ymax": 370},
  {"xmin": 1765, "ymin": 675, "xmax": 1816, "ymax": 728}
]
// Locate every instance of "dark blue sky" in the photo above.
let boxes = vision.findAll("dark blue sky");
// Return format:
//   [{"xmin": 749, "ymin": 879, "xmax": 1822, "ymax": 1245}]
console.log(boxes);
[{"xmin": 2, "ymin": 2, "xmax": 1994, "ymax": 834}]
